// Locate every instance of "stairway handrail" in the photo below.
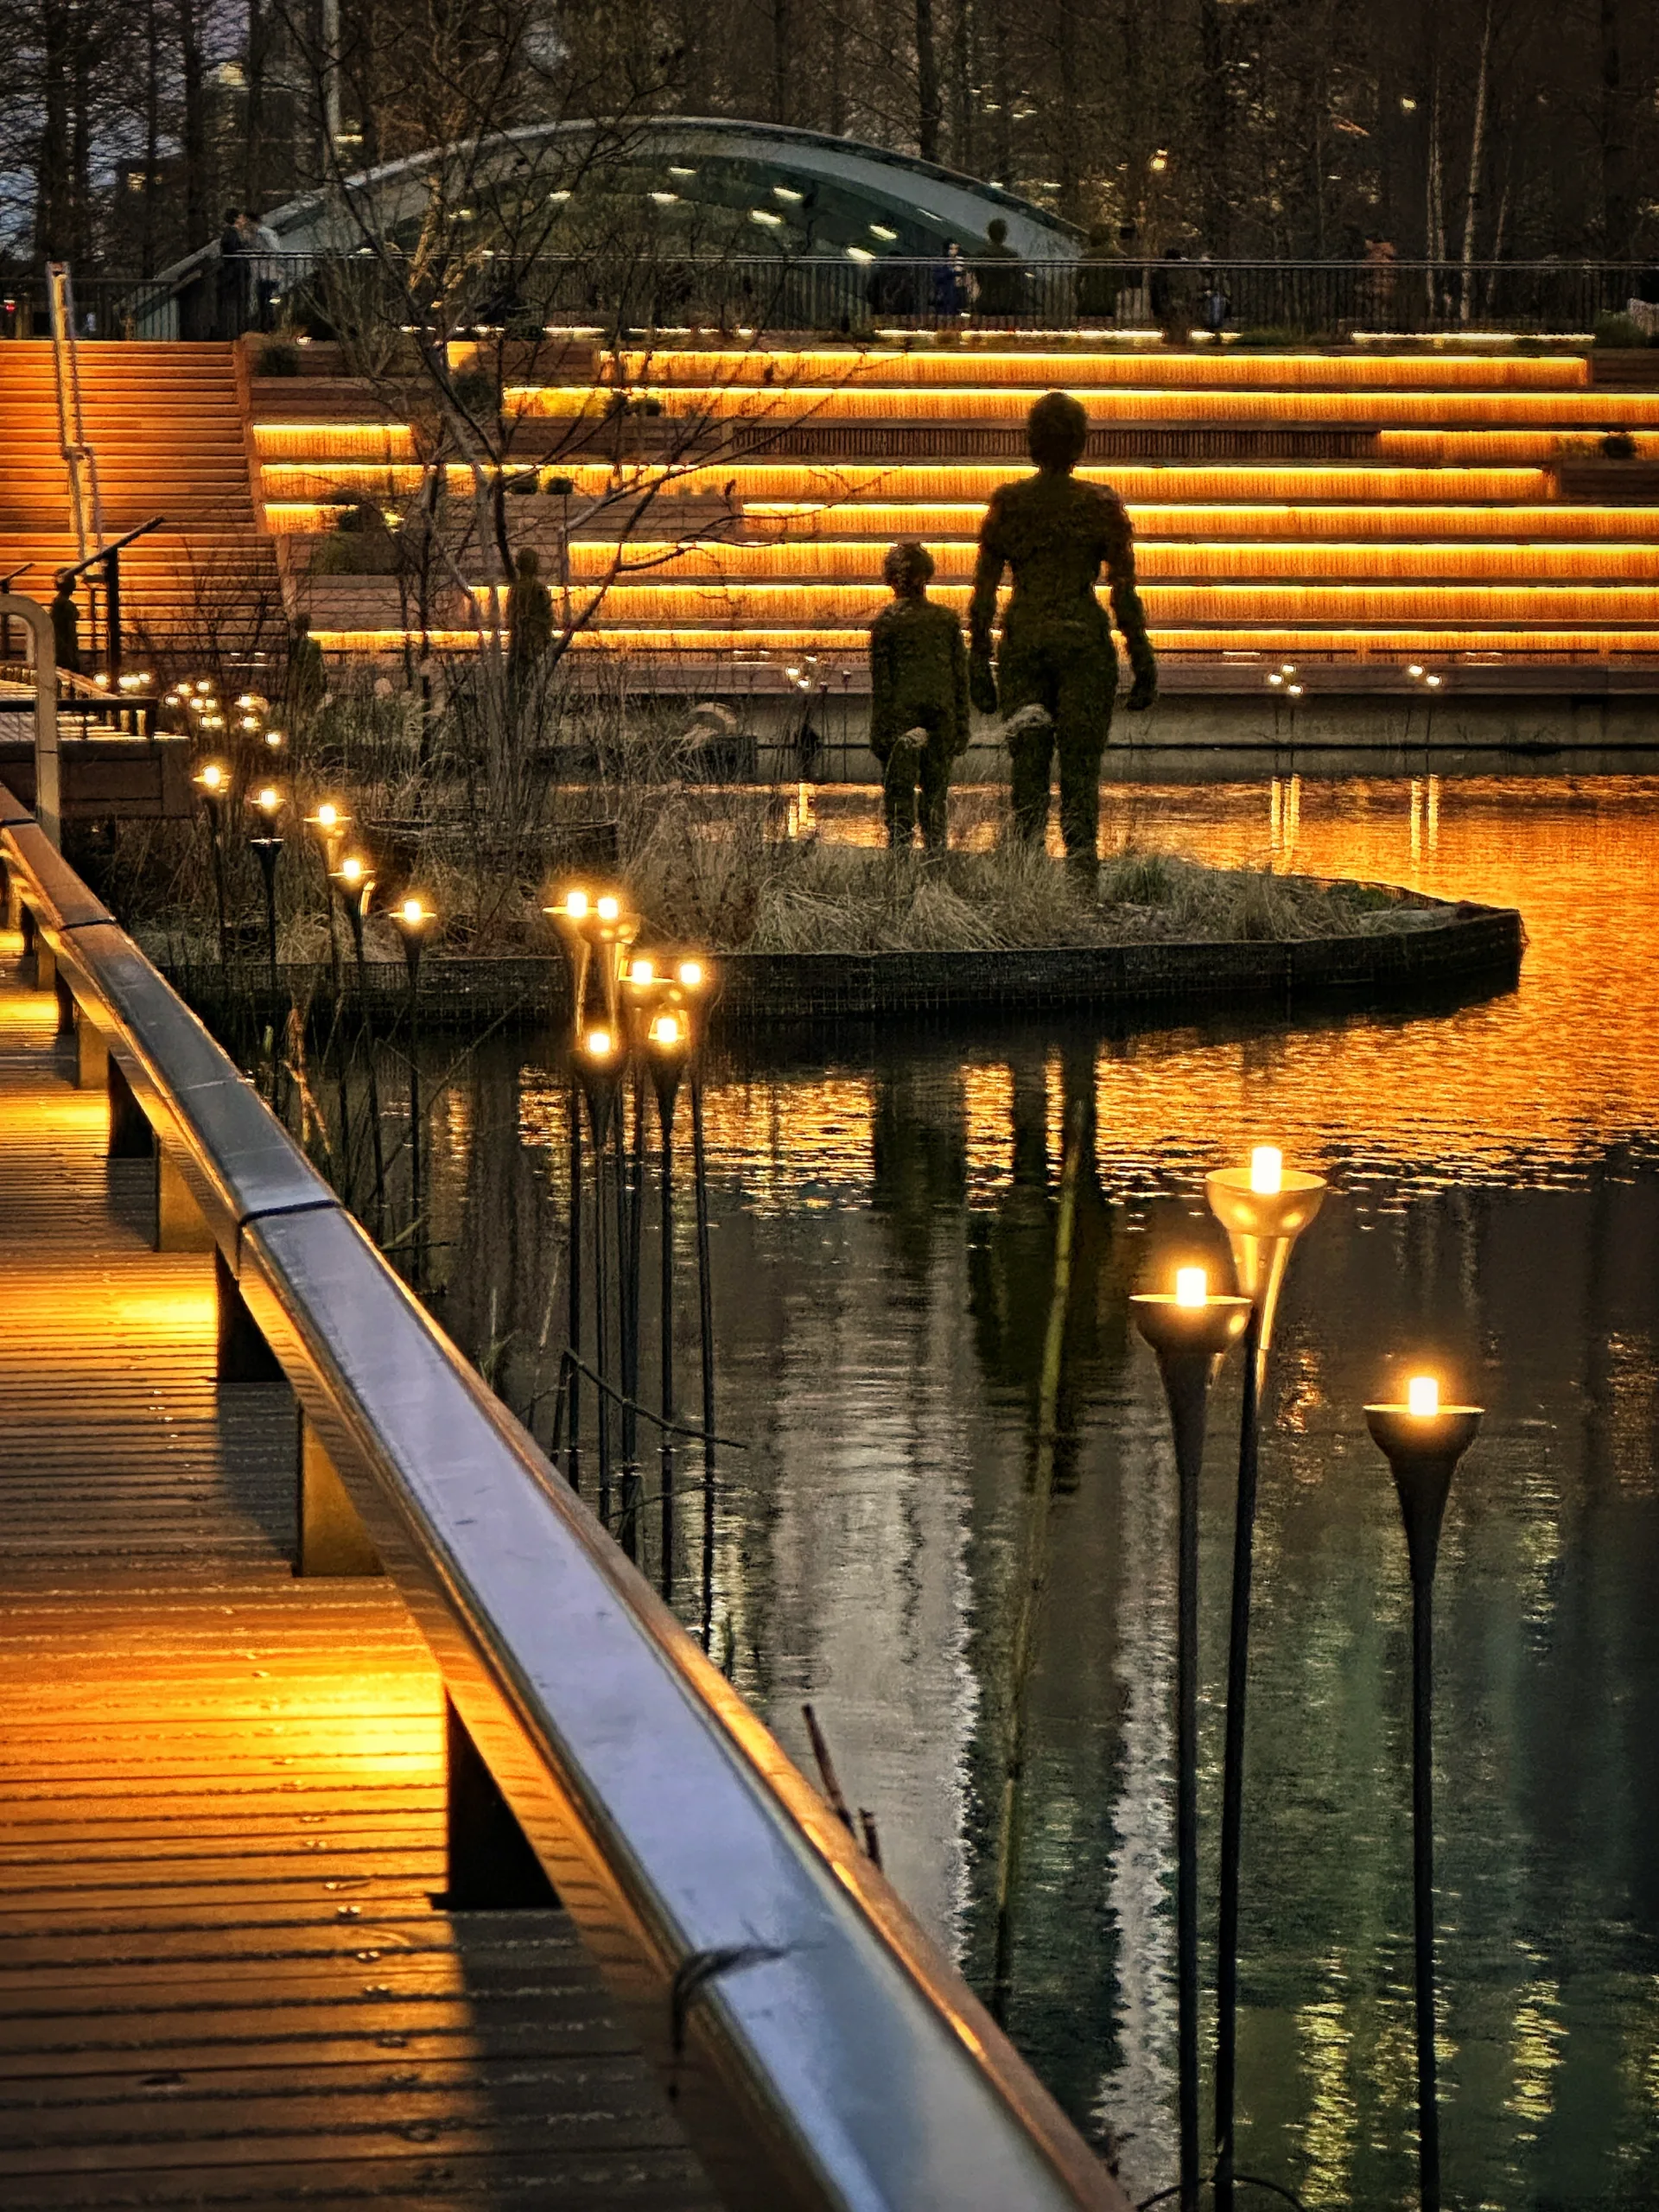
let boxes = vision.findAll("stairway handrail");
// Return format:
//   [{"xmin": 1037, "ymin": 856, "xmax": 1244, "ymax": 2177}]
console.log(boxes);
[{"xmin": 45, "ymin": 262, "xmax": 105, "ymax": 564}]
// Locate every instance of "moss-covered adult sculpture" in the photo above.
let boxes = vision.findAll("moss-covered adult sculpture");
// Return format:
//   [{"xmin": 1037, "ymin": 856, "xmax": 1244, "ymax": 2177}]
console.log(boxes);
[
  {"xmin": 868, "ymin": 540, "xmax": 970, "ymax": 851},
  {"xmin": 969, "ymin": 390, "xmax": 1157, "ymax": 874}
]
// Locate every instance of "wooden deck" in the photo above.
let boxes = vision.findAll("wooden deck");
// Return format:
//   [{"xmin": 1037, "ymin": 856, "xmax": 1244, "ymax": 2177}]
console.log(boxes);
[{"xmin": 0, "ymin": 943, "xmax": 716, "ymax": 2208}]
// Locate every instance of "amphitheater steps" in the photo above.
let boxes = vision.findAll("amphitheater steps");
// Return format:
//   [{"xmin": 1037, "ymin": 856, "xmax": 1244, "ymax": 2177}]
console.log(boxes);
[
  {"xmin": 243, "ymin": 340, "xmax": 1659, "ymax": 680},
  {"xmin": 0, "ymin": 341, "xmax": 280, "ymax": 663}
]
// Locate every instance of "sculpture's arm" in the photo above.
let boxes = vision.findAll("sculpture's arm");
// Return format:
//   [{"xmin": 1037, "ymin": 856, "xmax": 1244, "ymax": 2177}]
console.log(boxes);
[
  {"xmin": 968, "ymin": 505, "xmax": 1004, "ymax": 714},
  {"xmin": 1105, "ymin": 502, "xmax": 1157, "ymax": 709}
]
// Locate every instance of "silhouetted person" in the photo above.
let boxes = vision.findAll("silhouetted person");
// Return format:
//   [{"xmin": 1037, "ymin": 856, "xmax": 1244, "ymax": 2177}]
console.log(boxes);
[
  {"xmin": 283, "ymin": 612, "xmax": 325, "ymax": 718},
  {"xmin": 969, "ymin": 391, "xmax": 1156, "ymax": 881},
  {"xmin": 1150, "ymin": 249, "xmax": 1194, "ymax": 345},
  {"xmin": 506, "ymin": 548, "xmax": 554, "ymax": 694},
  {"xmin": 977, "ymin": 218, "xmax": 1026, "ymax": 324},
  {"xmin": 49, "ymin": 573, "xmax": 79, "ymax": 674},
  {"xmin": 215, "ymin": 207, "xmax": 248, "ymax": 337},
  {"xmin": 868, "ymin": 540, "xmax": 969, "ymax": 854}
]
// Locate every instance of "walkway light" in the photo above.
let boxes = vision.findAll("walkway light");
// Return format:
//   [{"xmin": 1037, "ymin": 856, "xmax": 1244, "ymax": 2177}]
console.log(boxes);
[
  {"xmin": 391, "ymin": 893, "xmax": 435, "ymax": 991},
  {"xmin": 306, "ymin": 798, "xmax": 348, "ymax": 836},
  {"xmin": 1205, "ymin": 1147, "xmax": 1328, "ymax": 2205},
  {"xmin": 1131, "ymin": 1268, "xmax": 1252, "ymax": 2212},
  {"xmin": 194, "ymin": 761, "xmax": 228, "ymax": 796},
  {"xmin": 1366, "ymin": 1374, "xmax": 1483, "ymax": 2212}
]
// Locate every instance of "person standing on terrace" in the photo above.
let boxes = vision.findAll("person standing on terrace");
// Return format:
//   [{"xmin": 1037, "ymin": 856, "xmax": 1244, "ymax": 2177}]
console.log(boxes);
[{"xmin": 969, "ymin": 391, "xmax": 1157, "ymax": 883}]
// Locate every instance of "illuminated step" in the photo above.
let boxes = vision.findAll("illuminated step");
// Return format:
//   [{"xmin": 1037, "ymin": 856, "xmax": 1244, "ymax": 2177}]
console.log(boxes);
[
  {"xmin": 607, "ymin": 347, "xmax": 1592, "ymax": 392},
  {"xmin": 308, "ymin": 623, "xmax": 1659, "ymax": 659},
  {"xmin": 255, "ymin": 423, "xmax": 416, "ymax": 458},
  {"xmin": 552, "ymin": 581, "xmax": 1659, "ymax": 626},
  {"xmin": 262, "ymin": 461, "xmax": 1550, "ymax": 505},
  {"xmin": 510, "ymin": 383, "xmax": 1659, "ymax": 429},
  {"xmin": 741, "ymin": 502, "xmax": 1659, "ymax": 543},
  {"xmin": 561, "ymin": 540, "xmax": 1659, "ymax": 587}
]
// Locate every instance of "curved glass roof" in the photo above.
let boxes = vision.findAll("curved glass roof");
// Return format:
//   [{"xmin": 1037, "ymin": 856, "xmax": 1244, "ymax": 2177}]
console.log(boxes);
[{"xmin": 260, "ymin": 117, "xmax": 1079, "ymax": 266}]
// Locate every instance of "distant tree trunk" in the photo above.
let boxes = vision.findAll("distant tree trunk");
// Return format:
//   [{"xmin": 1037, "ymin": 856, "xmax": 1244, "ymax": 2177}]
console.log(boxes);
[
  {"xmin": 1459, "ymin": 0, "xmax": 1491, "ymax": 321},
  {"xmin": 72, "ymin": 7, "xmax": 94, "ymax": 269},
  {"xmin": 771, "ymin": 0, "xmax": 791, "ymax": 125},
  {"xmin": 948, "ymin": 0, "xmax": 972, "ymax": 171},
  {"xmin": 1197, "ymin": 0, "xmax": 1229, "ymax": 252},
  {"xmin": 1598, "ymin": 0, "xmax": 1632, "ymax": 255},
  {"xmin": 915, "ymin": 0, "xmax": 941, "ymax": 163},
  {"xmin": 142, "ymin": 0, "xmax": 161, "ymax": 274},
  {"xmin": 245, "ymin": 0, "xmax": 268, "ymax": 209},
  {"xmin": 177, "ymin": 0, "xmax": 210, "ymax": 247},
  {"xmin": 35, "ymin": 0, "xmax": 73, "ymax": 258}
]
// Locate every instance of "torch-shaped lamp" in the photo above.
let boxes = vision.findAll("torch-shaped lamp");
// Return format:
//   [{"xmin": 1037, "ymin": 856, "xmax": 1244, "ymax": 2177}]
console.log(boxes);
[
  {"xmin": 1366, "ymin": 1376, "xmax": 1481, "ymax": 2212},
  {"xmin": 1204, "ymin": 1146, "xmax": 1326, "ymax": 2211},
  {"xmin": 248, "ymin": 782, "xmax": 285, "ymax": 1010},
  {"xmin": 1131, "ymin": 1268, "xmax": 1251, "ymax": 2212}
]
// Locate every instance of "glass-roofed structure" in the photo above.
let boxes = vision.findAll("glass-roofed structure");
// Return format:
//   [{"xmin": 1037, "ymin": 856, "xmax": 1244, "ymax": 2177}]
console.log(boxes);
[{"xmin": 251, "ymin": 116, "xmax": 1079, "ymax": 267}]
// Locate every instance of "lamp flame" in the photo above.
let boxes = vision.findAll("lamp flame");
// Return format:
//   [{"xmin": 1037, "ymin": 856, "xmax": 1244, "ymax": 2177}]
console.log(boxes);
[
  {"xmin": 1249, "ymin": 1146, "xmax": 1283, "ymax": 1194},
  {"xmin": 1407, "ymin": 1375, "xmax": 1440, "ymax": 1417},
  {"xmin": 1175, "ymin": 1267, "xmax": 1208, "ymax": 1308}
]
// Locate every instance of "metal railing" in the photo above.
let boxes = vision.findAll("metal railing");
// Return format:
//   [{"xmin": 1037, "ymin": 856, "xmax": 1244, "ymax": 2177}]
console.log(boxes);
[
  {"xmin": 7, "ymin": 253, "xmax": 1658, "ymax": 343},
  {"xmin": 0, "ymin": 778, "xmax": 1128, "ymax": 2212}
]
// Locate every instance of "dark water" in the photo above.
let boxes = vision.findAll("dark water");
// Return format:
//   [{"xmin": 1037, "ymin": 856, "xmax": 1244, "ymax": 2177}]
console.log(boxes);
[{"xmin": 399, "ymin": 773, "xmax": 1659, "ymax": 2210}]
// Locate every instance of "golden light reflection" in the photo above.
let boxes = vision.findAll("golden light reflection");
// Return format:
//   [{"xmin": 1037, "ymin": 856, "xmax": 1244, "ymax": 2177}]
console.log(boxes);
[{"xmin": 1504, "ymin": 1975, "xmax": 1567, "ymax": 2132}]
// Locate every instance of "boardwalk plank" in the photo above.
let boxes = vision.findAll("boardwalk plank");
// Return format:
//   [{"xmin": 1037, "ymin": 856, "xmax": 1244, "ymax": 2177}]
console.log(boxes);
[{"xmin": 0, "ymin": 945, "xmax": 716, "ymax": 2209}]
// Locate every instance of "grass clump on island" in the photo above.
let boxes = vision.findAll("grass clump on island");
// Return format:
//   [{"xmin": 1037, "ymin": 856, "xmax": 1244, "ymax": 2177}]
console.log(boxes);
[
  {"xmin": 92, "ymin": 684, "xmax": 1439, "ymax": 968},
  {"xmin": 626, "ymin": 835, "xmax": 1436, "ymax": 957}
]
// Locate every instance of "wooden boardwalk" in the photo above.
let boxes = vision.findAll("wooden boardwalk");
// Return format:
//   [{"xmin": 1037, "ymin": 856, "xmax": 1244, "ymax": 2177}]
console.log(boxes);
[{"xmin": 0, "ymin": 944, "xmax": 716, "ymax": 2209}]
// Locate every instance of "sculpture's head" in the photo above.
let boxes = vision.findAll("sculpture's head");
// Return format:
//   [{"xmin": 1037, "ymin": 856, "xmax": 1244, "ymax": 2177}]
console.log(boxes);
[
  {"xmin": 1027, "ymin": 391, "xmax": 1090, "ymax": 474},
  {"xmin": 882, "ymin": 540, "xmax": 936, "ymax": 598},
  {"xmin": 515, "ymin": 548, "xmax": 541, "ymax": 580}
]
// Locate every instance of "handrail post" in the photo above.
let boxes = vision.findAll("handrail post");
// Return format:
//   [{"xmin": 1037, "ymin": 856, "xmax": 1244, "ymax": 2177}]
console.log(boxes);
[{"xmin": 0, "ymin": 593, "xmax": 60, "ymax": 849}]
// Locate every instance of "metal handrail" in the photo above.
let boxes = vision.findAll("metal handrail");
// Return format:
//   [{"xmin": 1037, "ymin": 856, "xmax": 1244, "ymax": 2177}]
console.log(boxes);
[
  {"xmin": 0, "ymin": 780, "xmax": 1129, "ymax": 2212},
  {"xmin": 46, "ymin": 264, "xmax": 105, "ymax": 560}
]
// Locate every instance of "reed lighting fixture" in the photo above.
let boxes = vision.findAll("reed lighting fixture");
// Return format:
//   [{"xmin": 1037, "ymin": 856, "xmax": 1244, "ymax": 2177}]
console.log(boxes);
[
  {"xmin": 1365, "ymin": 1374, "xmax": 1483, "ymax": 2212},
  {"xmin": 1131, "ymin": 1266, "xmax": 1252, "ymax": 2212},
  {"xmin": 1204, "ymin": 1147, "xmax": 1327, "ymax": 2211}
]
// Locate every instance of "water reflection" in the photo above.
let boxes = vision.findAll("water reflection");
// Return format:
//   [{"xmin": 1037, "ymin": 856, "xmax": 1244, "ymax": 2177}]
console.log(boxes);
[{"xmin": 400, "ymin": 775, "xmax": 1659, "ymax": 2209}]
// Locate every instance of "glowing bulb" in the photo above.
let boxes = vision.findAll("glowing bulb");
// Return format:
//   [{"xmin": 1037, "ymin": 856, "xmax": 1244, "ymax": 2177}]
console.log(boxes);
[
  {"xmin": 564, "ymin": 889, "xmax": 589, "ymax": 919},
  {"xmin": 629, "ymin": 957, "xmax": 655, "ymax": 985},
  {"xmin": 1407, "ymin": 663, "xmax": 1425, "ymax": 678},
  {"xmin": 650, "ymin": 1013, "xmax": 683, "ymax": 1047},
  {"xmin": 1407, "ymin": 1375, "xmax": 1440, "ymax": 1417},
  {"xmin": 264, "ymin": 728, "xmax": 284, "ymax": 747},
  {"xmin": 596, "ymin": 894, "xmax": 620, "ymax": 923},
  {"xmin": 585, "ymin": 1027, "xmax": 613, "ymax": 1058},
  {"xmin": 677, "ymin": 959, "xmax": 704, "ymax": 988},
  {"xmin": 1281, "ymin": 663, "xmax": 1296, "ymax": 676},
  {"xmin": 197, "ymin": 764, "xmax": 224, "ymax": 791},
  {"xmin": 1425, "ymin": 674, "xmax": 1443, "ymax": 690},
  {"xmin": 1287, "ymin": 683, "xmax": 1304, "ymax": 698},
  {"xmin": 1249, "ymin": 1146, "xmax": 1283, "ymax": 1195},
  {"xmin": 339, "ymin": 856, "xmax": 364, "ymax": 885},
  {"xmin": 315, "ymin": 803, "xmax": 339, "ymax": 830},
  {"xmin": 1175, "ymin": 1267, "xmax": 1208, "ymax": 1308},
  {"xmin": 399, "ymin": 897, "xmax": 426, "ymax": 926},
  {"xmin": 256, "ymin": 785, "xmax": 279, "ymax": 812}
]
